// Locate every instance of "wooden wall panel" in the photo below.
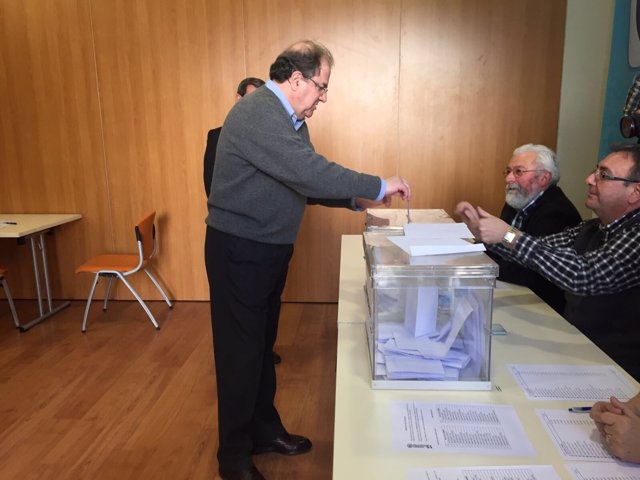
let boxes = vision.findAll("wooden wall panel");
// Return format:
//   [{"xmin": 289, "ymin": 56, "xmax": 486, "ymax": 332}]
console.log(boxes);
[
  {"xmin": 0, "ymin": 0, "xmax": 566, "ymax": 304},
  {"xmin": 89, "ymin": 0, "xmax": 244, "ymax": 300},
  {"xmin": 0, "ymin": 0, "xmax": 111, "ymax": 299},
  {"xmin": 243, "ymin": 0, "xmax": 403, "ymax": 302},
  {"xmin": 399, "ymin": 0, "xmax": 566, "ymax": 216}
]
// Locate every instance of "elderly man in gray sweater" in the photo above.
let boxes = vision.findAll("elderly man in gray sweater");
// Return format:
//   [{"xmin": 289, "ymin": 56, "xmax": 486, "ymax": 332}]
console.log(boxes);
[{"xmin": 205, "ymin": 40, "xmax": 410, "ymax": 480}]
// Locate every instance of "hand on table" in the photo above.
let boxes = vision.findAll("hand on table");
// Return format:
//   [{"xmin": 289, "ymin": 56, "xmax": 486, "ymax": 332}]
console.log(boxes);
[{"xmin": 590, "ymin": 395, "xmax": 640, "ymax": 463}]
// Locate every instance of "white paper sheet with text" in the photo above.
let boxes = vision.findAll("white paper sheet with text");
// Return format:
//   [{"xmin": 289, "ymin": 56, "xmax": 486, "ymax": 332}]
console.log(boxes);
[
  {"xmin": 406, "ymin": 465, "xmax": 561, "ymax": 480},
  {"xmin": 508, "ymin": 364, "xmax": 635, "ymax": 401},
  {"xmin": 537, "ymin": 409, "xmax": 615, "ymax": 461},
  {"xmin": 566, "ymin": 461, "xmax": 640, "ymax": 479},
  {"xmin": 391, "ymin": 401, "xmax": 535, "ymax": 456}
]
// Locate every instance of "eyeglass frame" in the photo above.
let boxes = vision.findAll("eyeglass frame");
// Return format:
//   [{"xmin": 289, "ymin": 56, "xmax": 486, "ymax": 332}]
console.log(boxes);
[
  {"xmin": 304, "ymin": 76, "xmax": 328, "ymax": 95},
  {"xmin": 591, "ymin": 166, "xmax": 640, "ymax": 184},
  {"xmin": 503, "ymin": 167, "xmax": 546, "ymax": 178}
]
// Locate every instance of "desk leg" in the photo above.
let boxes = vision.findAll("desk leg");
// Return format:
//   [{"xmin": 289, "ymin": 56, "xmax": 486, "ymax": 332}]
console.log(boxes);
[
  {"xmin": 20, "ymin": 232, "xmax": 71, "ymax": 331},
  {"xmin": 29, "ymin": 236, "xmax": 45, "ymax": 318},
  {"xmin": 39, "ymin": 233, "xmax": 54, "ymax": 312}
]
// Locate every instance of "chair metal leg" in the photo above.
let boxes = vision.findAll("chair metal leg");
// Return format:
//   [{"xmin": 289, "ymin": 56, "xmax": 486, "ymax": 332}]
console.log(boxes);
[
  {"xmin": 103, "ymin": 276, "xmax": 115, "ymax": 310},
  {"xmin": 81, "ymin": 274, "xmax": 100, "ymax": 332},
  {"xmin": 1, "ymin": 277, "xmax": 21, "ymax": 329},
  {"xmin": 144, "ymin": 269, "xmax": 173, "ymax": 308},
  {"xmin": 118, "ymin": 274, "xmax": 160, "ymax": 329}
]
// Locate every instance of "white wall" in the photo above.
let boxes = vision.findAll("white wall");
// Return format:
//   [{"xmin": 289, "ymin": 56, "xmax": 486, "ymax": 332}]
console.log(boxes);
[{"xmin": 556, "ymin": 0, "xmax": 615, "ymax": 218}]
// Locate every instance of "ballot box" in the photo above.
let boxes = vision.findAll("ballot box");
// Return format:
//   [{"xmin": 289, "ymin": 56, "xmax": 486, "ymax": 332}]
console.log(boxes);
[
  {"xmin": 365, "ymin": 208, "xmax": 452, "ymax": 231},
  {"xmin": 362, "ymin": 231, "xmax": 498, "ymax": 390}
]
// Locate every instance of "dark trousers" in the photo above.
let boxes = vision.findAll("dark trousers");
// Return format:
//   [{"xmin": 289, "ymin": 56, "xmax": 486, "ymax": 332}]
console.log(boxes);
[{"xmin": 205, "ymin": 226, "xmax": 293, "ymax": 469}]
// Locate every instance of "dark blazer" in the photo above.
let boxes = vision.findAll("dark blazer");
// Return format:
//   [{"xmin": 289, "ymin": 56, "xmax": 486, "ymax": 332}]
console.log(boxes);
[{"xmin": 491, "ymin": 185, "xmax": 582, "ymax": 315}]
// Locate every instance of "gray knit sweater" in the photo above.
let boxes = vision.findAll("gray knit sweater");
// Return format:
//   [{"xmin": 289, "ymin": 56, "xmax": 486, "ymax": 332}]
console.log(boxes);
[{"xmin": 206, "ymin": 86, "xmax": 381, "ymax": 244}]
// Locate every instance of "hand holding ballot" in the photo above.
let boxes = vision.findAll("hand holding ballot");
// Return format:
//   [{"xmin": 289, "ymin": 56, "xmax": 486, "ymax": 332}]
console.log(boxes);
[{"xmin": 383, "ymin": 176, "xmax": 411, "ymax": 202}]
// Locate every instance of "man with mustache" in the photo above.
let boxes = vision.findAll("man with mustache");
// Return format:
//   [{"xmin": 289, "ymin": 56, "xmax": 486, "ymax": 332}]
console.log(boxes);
[
  {"xmin": 491, "ymin": 144, "xmax": 581, "ymax": 314},
  {"xmin": 456, "ymin": 143, "xmax": 640, "ymax": 382}
]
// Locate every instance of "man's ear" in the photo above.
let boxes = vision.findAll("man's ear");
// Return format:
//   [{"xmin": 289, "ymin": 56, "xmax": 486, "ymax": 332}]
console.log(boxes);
[
  {"xmin": 630, "ymin": 182, "xmax": 640, "ymax": 205},
  {"xmin": 289, "ymin": 70, "xmax": 304, "ymax": 88},
  {"xmin": 538, "ymin": 170, "xmax": 552, "ymax": 188}
]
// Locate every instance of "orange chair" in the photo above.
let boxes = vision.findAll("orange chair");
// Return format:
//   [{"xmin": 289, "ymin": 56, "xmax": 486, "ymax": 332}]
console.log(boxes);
[
  {"xmin": 0, "ymin": 267, "xmax": 21, "ymax": 328},
  {"xmin": 76, "ymin": 211, "xmax": 172, "ymax": 332}
]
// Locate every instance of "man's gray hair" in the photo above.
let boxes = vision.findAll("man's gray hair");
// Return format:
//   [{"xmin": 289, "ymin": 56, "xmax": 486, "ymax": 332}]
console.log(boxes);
[{"xmin": 513, "ymin": 143, "xmax": 560, "ymax": 185}]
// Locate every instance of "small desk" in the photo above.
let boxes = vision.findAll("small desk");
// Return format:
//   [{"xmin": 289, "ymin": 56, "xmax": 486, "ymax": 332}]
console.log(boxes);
[
  {"xmin": 334, "ymin": 234, "xmax": 639, "ymax": 479},
  {"xmin": 0, "ymin": 213, "xmax": 82, "ymax": 330}
]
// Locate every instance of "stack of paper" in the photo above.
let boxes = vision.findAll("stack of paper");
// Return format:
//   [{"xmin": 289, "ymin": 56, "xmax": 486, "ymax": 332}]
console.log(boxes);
[
  {"xmin": 375, "ymin": 291, "xmax": 483, "ymax": 380},
  {"xmin": 388, "ymin": 222, "xmax": 485, "ymax": 256}
]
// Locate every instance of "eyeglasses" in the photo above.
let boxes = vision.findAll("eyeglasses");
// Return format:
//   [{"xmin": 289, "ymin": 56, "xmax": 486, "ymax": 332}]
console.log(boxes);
[
  {"xmin": 503, "ymin": 167, "xmax": 546, "ymax": 178},
  {"xmin": 591, "ymin": 167, "xmax": 640, "ymax": 184},
  {"xmin": 305, "ymin": 77, "xmax": 328, "ymax": 95}
]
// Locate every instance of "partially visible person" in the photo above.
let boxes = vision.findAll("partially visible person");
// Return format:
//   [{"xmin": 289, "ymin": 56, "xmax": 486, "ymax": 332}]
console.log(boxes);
[
  {"xmin": 203, "ymin": 77, "xmax": 286, "ymax": 366},
  {"xmin": 205, "ymin": 40, "xmax": 410, "ymax": 480},
  {"xmin": 490, "ymin": 144, "xmax": 581, "ymax": 314},
  {"xmin": 590, "ymin": 393, "xmax": 640, "ymax": 463},
  {"xmin": 204, "ymin": 77, "xmax": 265, "ymax": 197},
  {"xmin": 455, "ymin": 143, "xmax": 640, "ymax": 381}
]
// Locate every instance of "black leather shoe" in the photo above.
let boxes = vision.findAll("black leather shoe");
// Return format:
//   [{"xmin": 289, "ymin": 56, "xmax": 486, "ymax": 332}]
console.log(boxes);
[
  {"xmin": 252, "ymin": 433, "xmax": 312, "ymax": 456},
  {"xmin": 273, "ymin": 352, "xmax": 281, "ymax": 364},
  {"xmin": 219, "ymin": 464, "xmax": 265, "ymax": 480}
]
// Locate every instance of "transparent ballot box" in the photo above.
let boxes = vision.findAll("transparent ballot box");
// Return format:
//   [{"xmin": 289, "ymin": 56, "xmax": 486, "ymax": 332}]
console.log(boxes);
[
  {"xmin": 365, "ymin": 208, "xmax": 452, "ymax": 232},
  {"xmin": 362, "ymin": 232, "xmax": 498, "ymax": 390}
]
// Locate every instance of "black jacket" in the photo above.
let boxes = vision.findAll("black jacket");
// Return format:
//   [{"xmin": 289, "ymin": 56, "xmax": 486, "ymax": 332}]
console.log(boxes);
[{"xmin": 491, "ymin": 185, "xmax": 582, "ymax": 314}]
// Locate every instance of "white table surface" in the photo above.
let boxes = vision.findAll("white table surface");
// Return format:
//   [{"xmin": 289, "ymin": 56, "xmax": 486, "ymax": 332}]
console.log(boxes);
[
  {"xmin": 333, "ymin": 234, "xmax": 639, "ymax": 479},
  {"xmin": 0, "ymin": 213, "xmax": 82, "ymax": 330},
  {"xmin": 0, "ymin": 213, "xmax": 82, "ymax": 238}
]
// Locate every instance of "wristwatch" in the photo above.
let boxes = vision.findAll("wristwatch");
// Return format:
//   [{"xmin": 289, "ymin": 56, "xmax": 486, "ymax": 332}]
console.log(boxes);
[{"xmin": 502, "ymin": 227, "xmax": 518, "ymax": 247}]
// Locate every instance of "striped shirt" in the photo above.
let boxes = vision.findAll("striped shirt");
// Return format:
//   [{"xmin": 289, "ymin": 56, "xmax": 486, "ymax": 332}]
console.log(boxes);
[{"xmin": 489, "ymin": 208, "xmax": 640, "ymax": 295}]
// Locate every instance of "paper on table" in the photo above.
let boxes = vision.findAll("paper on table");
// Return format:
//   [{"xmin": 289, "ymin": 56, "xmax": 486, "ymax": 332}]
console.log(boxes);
[
  {"xmin": 406, "ymin": 465, "xmax": 562, "ymax": 480},
  {"xmin": 388, "ymin": 235, "xmax": 486, "ymax": 256},
  {"xmin": 537, "ymin": 409, "xmax": 615, "ymax": 461},
  {"xmin": 509, "ymin": 364, "xmax": 635, "ymax": 401},
  {"xmin": 565, "ymin": 462, "xmax": 640, "ymax": 479},
  {"xmin": 403, "ymin": 222, "xmax": 475, "ymax": 238},
  {"xmin": 391, "ymin": 401, "xmax": 535, "ymax": 456}
]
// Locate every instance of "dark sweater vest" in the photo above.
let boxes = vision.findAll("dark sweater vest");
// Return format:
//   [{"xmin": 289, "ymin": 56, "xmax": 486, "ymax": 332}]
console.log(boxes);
[{"xmin": 564, "ymin": 217, "xmax": 640, "ymax": 380}]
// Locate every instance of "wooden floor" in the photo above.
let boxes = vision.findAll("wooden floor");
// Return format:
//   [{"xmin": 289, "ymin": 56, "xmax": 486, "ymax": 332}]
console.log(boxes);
[{"xmin": 0, "ymin": 299, "xmax": 337, "ymax": 480}]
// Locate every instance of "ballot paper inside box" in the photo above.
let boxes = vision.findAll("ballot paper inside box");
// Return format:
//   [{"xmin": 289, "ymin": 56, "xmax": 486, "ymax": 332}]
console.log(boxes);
[{"xmin": 362, "ymin": 231, "xmax": 498, "ymax": 391}]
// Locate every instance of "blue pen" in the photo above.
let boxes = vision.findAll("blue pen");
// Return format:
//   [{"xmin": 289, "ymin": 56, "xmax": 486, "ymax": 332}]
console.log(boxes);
[{"xmin": 568, "ymin": 406, "xmax": 592, "ymax": 413}]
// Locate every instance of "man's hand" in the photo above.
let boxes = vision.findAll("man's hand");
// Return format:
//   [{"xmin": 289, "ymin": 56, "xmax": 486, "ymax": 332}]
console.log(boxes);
[
  {"xmin": 383, "ymin": 176, "xmax": 411, "ymax": 202},
  {"xmin": 455, "ymin": 202, "xmax": 510, "ymax": 244},
  {"xmin": 592, "ymin": 396, "xmax": 640, "ymax": 463},
  {"xmin": 590, "ymin": 398, "xmax": 623, "ymax": 436}
]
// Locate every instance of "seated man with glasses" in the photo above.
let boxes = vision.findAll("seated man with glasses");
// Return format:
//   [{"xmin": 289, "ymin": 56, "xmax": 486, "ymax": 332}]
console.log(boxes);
[
  {"xmin": 492, "ymin": 144, "xmax": 581, "ymax": 314},
  {"xmin": 456, "ymin": 143, "xmax": 640, "ymax": 381}
]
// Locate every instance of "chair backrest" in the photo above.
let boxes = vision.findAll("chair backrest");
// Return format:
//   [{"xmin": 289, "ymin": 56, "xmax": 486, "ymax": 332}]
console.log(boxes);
[{"xmin": 135, "ymin": 211, "xmax": 157, "ymax": 261}]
